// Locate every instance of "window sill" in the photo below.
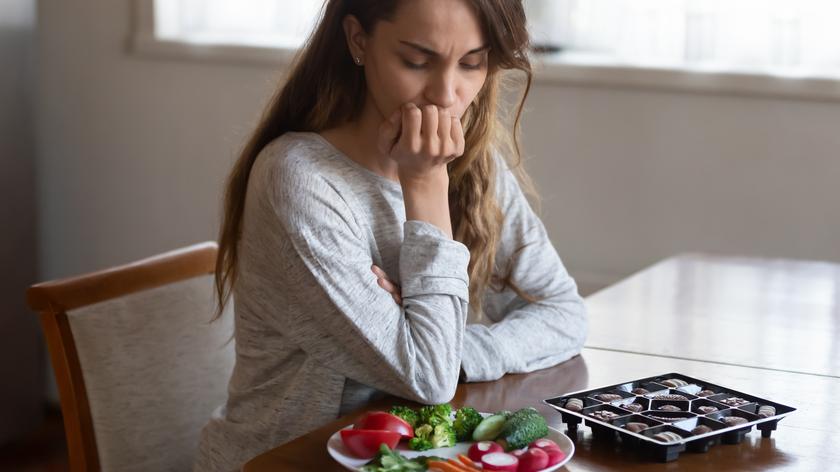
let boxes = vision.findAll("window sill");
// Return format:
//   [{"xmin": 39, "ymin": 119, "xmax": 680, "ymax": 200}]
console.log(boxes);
[
  {"xmin": 533, "ymin": 52, "xmax": 840, "ymax": 103},
  {"xmin": 129, "ymin": 35, "xmax": 840, "ymax": 102}
]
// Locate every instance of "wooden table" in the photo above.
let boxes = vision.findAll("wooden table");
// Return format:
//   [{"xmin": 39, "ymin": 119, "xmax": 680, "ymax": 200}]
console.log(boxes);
[
  {"xmin": 243, "ymin": 348, "xmax": 837, "ymax": 471},
  {"xmin": 585, "ymin": 253, "xmax": 840, "ymax": 377},
  {"xmin": 243, "ymin": 254, "xmax": 840, "ymax": 471}
]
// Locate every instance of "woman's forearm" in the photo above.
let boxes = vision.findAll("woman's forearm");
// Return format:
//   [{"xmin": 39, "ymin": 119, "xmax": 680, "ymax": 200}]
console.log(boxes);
[{"xmin": 400, "ymin": 169, "xmax": 453, "ymax": 239}]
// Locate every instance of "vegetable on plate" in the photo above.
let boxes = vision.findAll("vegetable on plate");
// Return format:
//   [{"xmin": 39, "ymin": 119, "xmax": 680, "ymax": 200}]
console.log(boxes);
[
  {"xmin": 340, "ymin": 429, "xmax": 401, "ymax": 459},
  {"xmin": 354, "ymin": 411, "xmax": 414, "ymax": 440}
]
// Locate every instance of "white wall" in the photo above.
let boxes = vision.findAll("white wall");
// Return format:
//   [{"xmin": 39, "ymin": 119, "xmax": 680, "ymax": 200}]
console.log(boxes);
[
  {"xmin": 521, "ymin": 85, "xmax": 840, "ymax": 290},
  {"xmin": 37, "ymin": 0, "xmax": 840, "ymax": 296},
  {"xmin": 37, "ymin": 0, "xmax": 278, "ymax": 280}
]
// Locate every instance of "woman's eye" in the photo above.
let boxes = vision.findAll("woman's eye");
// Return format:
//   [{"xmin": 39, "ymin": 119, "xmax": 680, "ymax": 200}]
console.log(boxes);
[
  {"xmin": 402, "ymin": 60, "xmax": 427, "ymax": 70},
  {"xmin": 460, "ymin": 62, "xmax": 483, "ymax": 70}
]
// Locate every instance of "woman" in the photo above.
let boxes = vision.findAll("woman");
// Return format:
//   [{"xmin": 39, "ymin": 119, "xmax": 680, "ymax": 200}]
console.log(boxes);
[{"xmin": 195, "ymin": 0, "xmax": 587, "ymax": 470}]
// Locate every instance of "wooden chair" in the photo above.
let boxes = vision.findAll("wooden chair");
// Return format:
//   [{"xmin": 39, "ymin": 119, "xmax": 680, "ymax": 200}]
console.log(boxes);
[{"xmin": 26, "ymin": 242, "xmax": 235, "ymax": 471}]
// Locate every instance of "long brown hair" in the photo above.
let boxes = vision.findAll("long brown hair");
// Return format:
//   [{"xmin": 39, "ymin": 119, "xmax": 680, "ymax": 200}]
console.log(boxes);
[{"xmin": 215, "ymin": 0, "xmax": 537, "ymax": 319}]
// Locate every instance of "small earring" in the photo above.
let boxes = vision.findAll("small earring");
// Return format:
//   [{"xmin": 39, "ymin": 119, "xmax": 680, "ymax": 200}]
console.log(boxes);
[{"xmin": 354, "ymin": 56, "xmax": 362, "ymax": 65}]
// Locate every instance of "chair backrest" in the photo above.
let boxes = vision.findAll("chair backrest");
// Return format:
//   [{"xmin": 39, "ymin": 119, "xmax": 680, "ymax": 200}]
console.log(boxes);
[{"xmin": 26, "ymin": 242, "xmax": 235, "ymax": 472}]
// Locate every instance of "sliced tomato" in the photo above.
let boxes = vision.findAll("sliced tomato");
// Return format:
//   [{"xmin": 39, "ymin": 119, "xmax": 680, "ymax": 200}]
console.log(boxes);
[
  {"xmin": 353, "ymin": 412, "xmax": 414, "ymax": 439},
  {"xmin": 339, "ymin": 429, "xmax": 401, "ymax": 459}
]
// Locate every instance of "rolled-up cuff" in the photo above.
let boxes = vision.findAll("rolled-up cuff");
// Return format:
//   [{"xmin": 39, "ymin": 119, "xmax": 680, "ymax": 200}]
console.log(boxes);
[{"xmin": 400, "ymin": 220, "xmax": 470, "ymax": 302}]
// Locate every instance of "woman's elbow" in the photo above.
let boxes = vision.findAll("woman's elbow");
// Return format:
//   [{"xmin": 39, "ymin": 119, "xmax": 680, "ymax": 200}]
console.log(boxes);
[{"xmin": 414, "ymin": 373, "xmax": 459, "ymax": 405}]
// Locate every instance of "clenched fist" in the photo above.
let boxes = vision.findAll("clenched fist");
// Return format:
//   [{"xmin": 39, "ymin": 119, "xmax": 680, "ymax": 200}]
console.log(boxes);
[{"xmin": 377, "ymin": 103, "xmax": 465, "ymax": 182}]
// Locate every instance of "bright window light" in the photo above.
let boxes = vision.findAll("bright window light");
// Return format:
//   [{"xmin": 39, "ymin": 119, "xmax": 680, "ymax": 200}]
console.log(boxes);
[
  {"xmin": 153, "ymin": 0, "xmax": 323, "ymax": 49},
  {"xmin": 154, "ymin": 0, "xmax": 840, "ymax": 77},
  {"xmin": 529, "ymin": 0, "xmax": 840, "ymax": 76}
]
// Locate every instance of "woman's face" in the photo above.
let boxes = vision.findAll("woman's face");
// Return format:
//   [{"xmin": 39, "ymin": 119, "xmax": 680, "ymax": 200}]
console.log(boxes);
[{"xmin": 348, "ymin": 0, "xmax": 490, "ymax": 121}]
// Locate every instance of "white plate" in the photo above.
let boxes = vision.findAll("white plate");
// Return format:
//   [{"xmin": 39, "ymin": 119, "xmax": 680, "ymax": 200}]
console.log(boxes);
[{"xmin": 327, "ymin": 423, "xmax": 574, "ymax": 471}]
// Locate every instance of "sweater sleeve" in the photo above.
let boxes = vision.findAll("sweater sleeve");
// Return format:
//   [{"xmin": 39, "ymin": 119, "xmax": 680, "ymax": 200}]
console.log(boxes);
[
  {"xmin": 265, "ymin": 166, "xmax": 470, "ymax": 404},
  {"xmin": 459, "ymin": 159, "xmax": 588, "ymax": 382}
]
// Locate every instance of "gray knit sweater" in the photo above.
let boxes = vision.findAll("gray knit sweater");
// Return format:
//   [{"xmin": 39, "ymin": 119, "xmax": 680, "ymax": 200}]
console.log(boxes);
[{"xmin": 194, "ymin": 132, "xmax": 587, "ymax": 471}]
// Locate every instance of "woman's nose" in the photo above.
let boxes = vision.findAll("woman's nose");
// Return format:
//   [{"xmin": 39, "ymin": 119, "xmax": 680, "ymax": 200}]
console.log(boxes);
[{"xmin": 424, "ymin": 69, "xmax": 457, "ymax": 110}]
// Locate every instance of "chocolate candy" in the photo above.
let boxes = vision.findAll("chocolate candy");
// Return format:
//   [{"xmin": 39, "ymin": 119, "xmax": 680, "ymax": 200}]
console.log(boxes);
[
  {"xmin": 631, "ymin": 388, "xmax": 650, "ymax": 395},
  {"xmin": 721, "ymin": 416, "xmax": 748, "ymax": 426},
  {"xmin": 647, "ymin": 415, "xmax": 692, "ymax": 422},
  {"xmin": 565, "ymin": 398, "xmax": 584, "ymax": 412},
  {"xmin": 652, "ymin": 431, "xmax": 683, "ymax": 442},
  {"xmin": 719, "ymin": 397, "xmax": 750, "ymax": 407},
  {"xmin": 658, "ymin": 405, "xmax": 682, "ymax": 412},
  {"xmin": 697, "ymin": 406, "xmax": 719, "ymax": 414},
  {"xmin": 589, "ymin": 410, "xmax": 621, "ymax": 422},
  {"xmin": 661, "ymin": 378, "xmax": 688, "ymax": 388},
  {"xmin": 624, "ymin": 422, "xmax": 649, "ymax": 433},
  {"xmin": 595, "ymin": 393, "xmax": 623, "ymax": 402},
  {"xmin": 691, "ymin": 425, "xmax": 713, "ymax": 435},
  {"xmin": 697, "ymin": 390, "xmax": 715, "ymax": 397},
  {"xmin": 622, "ymin": 403, "xmax": 644, "ymax": 413},
  {"xmin": 758, "ymin": 405, "xmax": 776, "ymax": 418},
  {"xmin": 652, "ymin": 394, "xmax": 688, "ymax": 401}
]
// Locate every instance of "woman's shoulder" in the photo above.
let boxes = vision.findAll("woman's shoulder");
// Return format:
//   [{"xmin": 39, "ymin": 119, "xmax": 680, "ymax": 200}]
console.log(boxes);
[{"xmin": 257, "ymin": 131, "xmax": 338, "ymax": 178}]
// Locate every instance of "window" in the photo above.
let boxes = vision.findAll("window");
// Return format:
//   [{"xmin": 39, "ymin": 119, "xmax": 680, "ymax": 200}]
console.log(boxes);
[
  {"xmin": 529, "ymin": 0, "xmax": 840, "ymax": 77},
  {"xmin": 136, "ymin": 0, "xmax": 840, "ymax": 99},
  {"xmin": 153, "ymin": 0, "xmax": 322, "ymax": 49}
]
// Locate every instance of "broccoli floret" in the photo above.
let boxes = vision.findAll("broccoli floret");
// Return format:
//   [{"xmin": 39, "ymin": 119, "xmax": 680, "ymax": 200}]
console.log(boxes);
[
  {"xmin": 408, "ymin": 424, "xmax": 433, "ymax": 451},
  {"xmin": 429, "ymin": 423, "xmax": 457, "ymax": 449},
  {"xmin": 425, "ymin": 414, "xmax": 449, "ymax": 427},
  {"xmin": 408, "ymin": 436, "xmax": 434, "ymax": 451},
  {"xmin": 419, "ymin": 404, "xmax": 452, "ymax": 425},
  {"xmin": 389, "ymin": 405, "xmax": 419, "ymax": 428},
  {"xmin": 453, "ymin": 407, "xmax": 483, "ymax": 442},
  {"xmin": 415, "ymin": 424, "xmax": 433, "ymax": 439},
  {"xmin": 498, "ymin": 407, "xmax": 549, "ymax": 451}
]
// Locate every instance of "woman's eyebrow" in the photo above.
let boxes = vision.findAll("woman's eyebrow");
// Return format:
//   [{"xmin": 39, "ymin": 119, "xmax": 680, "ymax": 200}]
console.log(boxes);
[{"xmin": 399, "ymin": 40, "xmax": 490, "ymax": 57}]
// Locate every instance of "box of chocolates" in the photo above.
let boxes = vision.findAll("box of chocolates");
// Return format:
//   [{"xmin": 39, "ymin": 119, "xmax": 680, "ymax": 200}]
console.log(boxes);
[{"xmin": 543, "ymin": 373, "xmax": 796, "ymax": 462}]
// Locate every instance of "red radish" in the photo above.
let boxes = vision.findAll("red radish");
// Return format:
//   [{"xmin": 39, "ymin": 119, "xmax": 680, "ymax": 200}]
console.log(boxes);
[
  {"xmin": 528, "ymin": 438, "xmax": 565, "ymax": 466},
  {"xmin": 543, "ymin": 447, "xmax": 566, "ymax": 467},
  {"xmin": 528, "ymin": 438, "xmax": 560, "ymax": 451},
  {"xmin": 339, "ymin": 429, "xmax": 401, "ymax": 459},
  {"xmin": 511, "ymin": 449, "xmax": 527, "ymax": 458},
  {"xmin": 517, "ymin": 448, "xmax": 549, "ymax": 472},
  {"xmin": 353, "ymin": 412, "xmax": 414, "ymax": 439},
  {"xmin": 481, "ymin": 452, "xmax": 519, "ymax": 471},
  {"xmin": 468, "ymin": 441, "xmax": 503, "ymax": 462}
]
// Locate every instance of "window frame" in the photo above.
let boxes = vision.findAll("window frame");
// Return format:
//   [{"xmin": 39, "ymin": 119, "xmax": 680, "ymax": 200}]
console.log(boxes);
[{"xmin": 130, "ymin": 0, "xmax": 840, "ymax": 102}]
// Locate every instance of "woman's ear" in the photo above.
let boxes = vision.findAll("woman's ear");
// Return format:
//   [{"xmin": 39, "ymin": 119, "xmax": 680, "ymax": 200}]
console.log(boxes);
[{"xmin": 342, "ymin": 15, "xmax": 368, "ymax": 65}]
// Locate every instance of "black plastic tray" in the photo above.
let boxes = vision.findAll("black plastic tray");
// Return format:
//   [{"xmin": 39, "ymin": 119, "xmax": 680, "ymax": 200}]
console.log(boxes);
[{"xmin": 543, "ymin": 372, "xmax": 796, "ymax": 462}]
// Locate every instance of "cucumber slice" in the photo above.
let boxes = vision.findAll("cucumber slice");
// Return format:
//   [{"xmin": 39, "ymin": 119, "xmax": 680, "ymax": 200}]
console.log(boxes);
[{"xmin": 472, "ymin": 414, "xmax": 507, "ymax": 441}]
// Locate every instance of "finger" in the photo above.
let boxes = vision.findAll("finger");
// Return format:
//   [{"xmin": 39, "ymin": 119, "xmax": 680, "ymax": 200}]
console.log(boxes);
[
  {"xmin": 437, "ymin": 109, "xmax": 453, "ymax": 158},
  {"xmin": 393, "ymin": 293, "xmax": 402, "ymax": 306},
  {"xmin": 371, "ymin": 264, "xmax": 388, "ymax": 279},
  {"xmin": 400, "ymin": 103, "xmax": 422, "ymax": 154},
  {"xmin": 377, "ymin": 277, "xmax": 401, "ymax": 296},
  {"xmin": 450, "ymin": 115, "xmax": 465, "ymax": 158},
  {"xmin": 377, "ymin": 109, "xmax": 402, "ymax": 156},
  {"xmin": 420, "ymin": 105, "xmax": 439, "ymax": 155}
]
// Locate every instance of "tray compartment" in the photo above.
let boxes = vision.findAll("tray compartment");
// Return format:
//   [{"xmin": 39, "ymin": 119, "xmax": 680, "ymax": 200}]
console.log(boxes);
[
  {"xmin": 650, "ymin": 398, "xmax": 690, "ymax": 412},
  {"xmin": 672, "ymin": 417, "xmax": 728, "ymax": 452},
  {"xmin": 642, "ymin": 410, "xmax": 698, "ymax": 424},
  {"xmin": 645, "ymin": 389, "xmax": 698, "ymax": 402},
  {"xmin": 704, "ymin": 408, "xmax": 760, "ymax": 444},
  {"xmin": 691, "ymin": 398, "xmax": 727, "ymax": 415},
  {"xmin": 610, "ymin": 396, "xmax": 650, "ymax": 413}
]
